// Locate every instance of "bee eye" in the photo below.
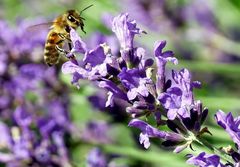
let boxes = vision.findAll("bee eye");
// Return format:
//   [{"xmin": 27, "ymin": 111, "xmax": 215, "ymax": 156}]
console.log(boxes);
[{"xmin": 68, "ymin": 15, "xmax": 75, "ymax": 22}]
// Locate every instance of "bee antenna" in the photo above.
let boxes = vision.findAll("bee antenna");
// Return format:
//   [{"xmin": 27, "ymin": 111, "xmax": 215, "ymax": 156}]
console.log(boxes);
[
  {"xmin": 80, "ymin": 16, "xmax": 85, "ymax": 20},
  {"xmin": 80, "ymin": 4, "xmax": 93, "ymax": 15}
]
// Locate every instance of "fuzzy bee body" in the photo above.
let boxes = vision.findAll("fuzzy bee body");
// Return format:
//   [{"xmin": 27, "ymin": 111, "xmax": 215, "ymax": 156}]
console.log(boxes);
[
  {"xmin": 44, "ymin": 9, "xmax": 87, "ymax": 66},
  {"xmin": 44, "ymin": 29, "xmax": 64, "ymax": 66}
]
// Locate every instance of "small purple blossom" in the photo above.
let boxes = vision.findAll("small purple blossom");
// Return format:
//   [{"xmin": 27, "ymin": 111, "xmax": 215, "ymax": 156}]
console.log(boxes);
[
  {"xmin": 118, "ymin": 68, "xmax": 151, "ymax": 100},
  {"xmin": 154, "ymin": 40, "xmax": 177, "ymax": 96},
  {"xmin": 159, "ymin": 68, "xmax": 201, "ymax": 120},
  {"xmin": 112, "ymin": 13, "xmax": 143, "ymax": 50},
  {"xmin": 112, "ymin": 13, "xmax": 146, "ymax": 67},
  {"xmin": 87, "ymin": 148, "xmax": 107, "ymax": 167},
  {"xmin": 67, "ymin": 28, "xmax": 87, "ymax": 58},
  {"xmin": 187, "ymin": 152, "xmax": 225, "ymax": 167},
  {"xmin": 80, "ymin": 121, "xmax": 112, "ymax": 144},
  {"xmin": 215, "ymin": 110, "xmax": 240, "ymax": 148},
  {"xmin": 184, "ymin": 0, "xmax": 218, "ymax": 30},
  {"xmin": 129, "ymin": 119, "xmax": 184, "ymax": 149}
]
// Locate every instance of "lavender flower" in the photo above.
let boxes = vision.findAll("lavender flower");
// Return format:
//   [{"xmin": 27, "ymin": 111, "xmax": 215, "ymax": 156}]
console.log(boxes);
[
  {"xmin": 87, "ymin": 148, "xmax": 107, "ymax": 167},
  {"xmin": 0, "ymin": 104, "xmax": 72, "ymax": 166},
  {"xmin": 154, "ymin": 40, "xmax": 177, "ymax": 95},
  {"xmin": 183, "ymin": 0, "xmax": 218, "ymax": 30},
  {"xmin": 129, "ymin": 101, "xmax": 208, "ymax": 153},
  {"xmin": 80, "ymin": 121, "xmax": 112, "ymax": 144},
  {"xmin": 0, "ymin": 18, "xmax": 74, "ymax": 167},
  {"xmin": 159, "ymin": 68, "xmax": 201, "ymax": 120},
  {"xmin": 60, "ymin": 12, "xmax": 238, "ymax": 167},
  {"xmin": 119, "ymin": 0, "xmax": 166, "ymax": 31},
  {"xmin": 118, "ymin": 68, "xmax": 151, "ymax": 100},
  {"xmin": 112, "ymin": 13, "xmax": 146, "ymax": 67},
  {"xmin": 187, "ymin": 152, "xmax": 225, "ymax": 167},
  {"xmin": 112, "ymin": 13, "xmax": 143, "ymax": 50},
  {"xmin": 215, "ymin": 111, "xmax": 240, "ymax": 148},
  {"xmin": 67, "ymin": 27, "xmax": 87, "ymax": 58},
  {"xmin": 215, "ymin": 111, "xmax": 240, "ymax": 165},
  {"xmin": 128, "ymin": 119, "xmax": 184, "ymax": 150},
  {"xmin": 61, "ymin": 13, "xmax": 211, "ymax": 156}
]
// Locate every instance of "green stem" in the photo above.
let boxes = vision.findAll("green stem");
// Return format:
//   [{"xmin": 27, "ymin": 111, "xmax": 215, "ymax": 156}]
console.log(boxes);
[
  {"xmin": 101, "ymin": 144, "xmax": 188, "ymax": 167},
  {"xmin": 196, "ymin": 137, "xmax": 234, "ymax": 164}
]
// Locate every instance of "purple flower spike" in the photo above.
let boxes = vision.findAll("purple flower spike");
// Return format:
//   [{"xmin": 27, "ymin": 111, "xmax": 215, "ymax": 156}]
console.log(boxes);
[
  {"xmin": 215, "ymin": 110, "xmax": 240, "ymax": 148},
  {"xmin": 0, "ymin": 18, "xmax": 74, "ymax": 167},
  {"xmin": 187, "ymin": 152, "xmax": 224, "ymax": 167}
]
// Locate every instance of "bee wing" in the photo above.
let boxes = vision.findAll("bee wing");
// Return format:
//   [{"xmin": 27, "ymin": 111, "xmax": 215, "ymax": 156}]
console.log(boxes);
[
  {"xmin": 25, "ymin": 22, "xmax": 58, "ymax": 42},
  {"xmin": 26, "ymin": 22, "xmax": 57, "ymax": 32}
]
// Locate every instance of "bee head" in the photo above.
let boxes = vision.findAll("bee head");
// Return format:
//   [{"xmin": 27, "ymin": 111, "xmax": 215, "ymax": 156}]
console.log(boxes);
[
  {"xmin": 66, "ymin": 10, "xmax": 82, "ymax": 30},
  {"xmin": 66, "ymin": 5, "xmax": 92, "ymax": 33}
]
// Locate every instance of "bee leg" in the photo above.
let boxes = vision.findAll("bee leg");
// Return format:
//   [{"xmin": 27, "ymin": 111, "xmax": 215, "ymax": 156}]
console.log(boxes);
[
  {"xmin": 58, "ymin": 33, "xmax": 71, "ymax": 42},
  {"xmin": 55, "ymin": 45, "xmax": 76, "ymax": 60},
  {"xmin": 68, "ymin": 42, "xmax": 72, "ymax": 50},
  {"xmin": 58, "ymin": 33, "xmax": 66, "ymax": 39},
  {"xmin": 67, "ymin": 43, "xmax": 75, "ymax": 59},
  {"xmin": 55, "ymin": 45, "xmax": 68, "ymax": 54},
  {"xmin": 47, "ymin": 63, "xmax": 52, "ymax": 67}
]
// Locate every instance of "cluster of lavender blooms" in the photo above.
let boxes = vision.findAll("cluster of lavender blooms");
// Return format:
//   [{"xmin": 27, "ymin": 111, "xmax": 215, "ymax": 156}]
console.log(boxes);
[
  {"xmin": 120, "ymin": 0, "xmax": 240, "ymax": 65},
  {"xmin": 120, "ymin": 0, "xmax": 217, "ymax": 31},
  {"xmin": 62, "ymin": 13, "xmax": 240, "ymax": 166},
  {"xmin": 0, "ymin": 19, "xmax": 74, "ymax": 167}
]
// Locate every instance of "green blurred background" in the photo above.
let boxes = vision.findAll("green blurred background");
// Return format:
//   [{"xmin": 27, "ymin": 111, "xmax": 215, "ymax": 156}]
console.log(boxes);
[{"xmin": 1, "ymin": 0, "xmax": 240, "ymax": 166}]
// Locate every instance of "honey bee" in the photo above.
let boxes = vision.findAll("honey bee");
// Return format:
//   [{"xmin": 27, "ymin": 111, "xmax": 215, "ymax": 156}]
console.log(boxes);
[{"xmin": 44, "ymin": 5, "xmax": 93, "ymax": 66}]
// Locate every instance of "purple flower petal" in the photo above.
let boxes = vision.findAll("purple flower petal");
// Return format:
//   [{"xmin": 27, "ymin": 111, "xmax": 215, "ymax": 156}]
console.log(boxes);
[
  {"xmin": 187, "ymin": 152, "xmax": 224, "ymax": 167},
  {"xmin": 154, "ymin": 40, "xmax": 177, "ymax": 64},
  {"xmin": 14, "ymin": 106, "xmax": 32, "ymax": 127},
  {"xmin": 0, "ymin": 122, "xmax": 11, "ymax": 149},
  {"xmin": 112, "ymin": 13, "xmax": 143, "ymax": 49},
  {"xmin": 99, "ymin": 80, "xmax": 128, "ymax": 101},
  {"xmin": 83, "ymin": 45, "xmax": 106, "ymax": 67},
  {"xmin": 129, "ymin": 119, "xmax": 166, "ymax": 148},
  {"xmin": 215, "ymin": 110, "xmax": 240, "ymax": 148},
  {"xmin": 70, "ymin": 28, "xmax": 87, "ymax": 54},
  {"xmin": 87, "ymin": 148, "xmax": 107, "ymax": 167},
  {"xmin": 128, "ymin": 119, "xmax": 166, "ymax": 138},
  {"xmin": 139, "ymin": 133, "xmax": 150, "ymax": 149},
  {"xmin": 62, "ymin": 61, "xmax": 87, "ymax": 76}
]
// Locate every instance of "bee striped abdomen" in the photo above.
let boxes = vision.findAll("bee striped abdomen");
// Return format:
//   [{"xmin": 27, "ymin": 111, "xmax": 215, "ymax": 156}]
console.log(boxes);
[{"xmin": 44, "ymin": 30, "xmax": 64, "ymax": 66}]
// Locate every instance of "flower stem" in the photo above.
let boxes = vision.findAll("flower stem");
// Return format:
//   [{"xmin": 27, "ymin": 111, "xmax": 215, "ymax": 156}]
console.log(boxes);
[{"xmin": 196, "ymin": 137, "xmax": 234, "ymax": 164}]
